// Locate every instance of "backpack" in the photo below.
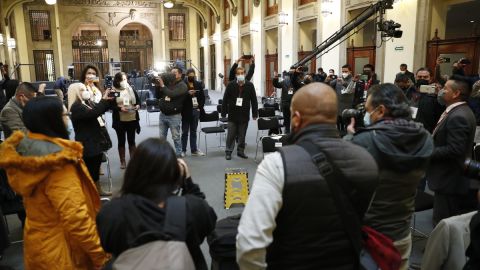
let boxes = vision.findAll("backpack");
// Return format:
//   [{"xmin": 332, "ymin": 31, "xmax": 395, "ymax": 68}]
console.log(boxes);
[
  {"xmin": 207, "ymin": 214, "xmax": 241, "ymax": 270},
  {"xmin": 112, "ymin": 196, "xmax": 195, "ymax": 270}
]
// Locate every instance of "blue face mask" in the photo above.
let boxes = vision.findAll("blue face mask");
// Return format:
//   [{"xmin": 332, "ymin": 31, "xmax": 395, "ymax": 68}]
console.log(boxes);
[
  {"xmin": 363, "ymin": 107, "xmax": 379, "ymax": 126},
  {"xmin": 237, "ymin": 75, "xmax": 245, "ymax": 83}
]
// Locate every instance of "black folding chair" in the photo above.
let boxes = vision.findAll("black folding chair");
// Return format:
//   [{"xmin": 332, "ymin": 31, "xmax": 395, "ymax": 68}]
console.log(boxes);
[
  {"xmin": 411, "ymin": 190, "xmax": 434, "ymax": 241},
  {"xmin": 198, "ymin": 111, "xmax": 226, "ymax": 156},
  {"xmin": 145, "ymin": 98, "xmax": 160, "ymax": 125},
  {"xmin": 255, "ymin": 135, "xmax": 288, "ymax": 161}
]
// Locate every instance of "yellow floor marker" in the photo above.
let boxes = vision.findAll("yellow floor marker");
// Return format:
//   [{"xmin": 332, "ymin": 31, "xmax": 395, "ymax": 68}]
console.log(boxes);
[{"xmin": 224, "ymin": 168, "xmax": 249, "ymax": 209}]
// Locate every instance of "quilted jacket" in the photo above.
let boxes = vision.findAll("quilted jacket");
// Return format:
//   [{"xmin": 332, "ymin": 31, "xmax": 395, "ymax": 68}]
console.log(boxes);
[{"xmin": 0, "ymin": 131, "xmax": 108, "ymax": 269}]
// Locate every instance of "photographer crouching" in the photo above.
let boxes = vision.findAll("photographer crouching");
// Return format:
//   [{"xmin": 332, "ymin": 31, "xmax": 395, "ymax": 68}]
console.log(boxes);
[{"xmin": 345, "ymin": 83, "xmax": 433, "ymax": 269}]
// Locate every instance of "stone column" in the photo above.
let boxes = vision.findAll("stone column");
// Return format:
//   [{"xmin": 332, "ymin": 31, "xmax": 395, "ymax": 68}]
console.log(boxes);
[
  {"xmin": 250, "ymin": 2, "xmax": 264, "ymax": 96},
  {"xmin": 278, "ymin": 0, "xmax": 296, "ymax": 72}
]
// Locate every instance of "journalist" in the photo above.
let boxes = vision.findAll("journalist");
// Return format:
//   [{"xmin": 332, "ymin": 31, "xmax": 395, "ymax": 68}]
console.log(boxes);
[
  {"xmin": 346, "ymin": 83, "xmax": 433, "ymax": 269},
  {"xmin": 272, "ymin": 68, "xmax": 295, "ymax": 133}
]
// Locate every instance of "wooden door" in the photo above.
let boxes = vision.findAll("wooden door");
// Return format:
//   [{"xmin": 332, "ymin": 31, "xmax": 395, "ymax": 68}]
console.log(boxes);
[
  {"xmin": 224, "ymin": 57, "xmax": 231, "ymax": 86},
  {"xmin": 265, "ymin": 53, "xmax": 278, "ymax": 97},
  {"xmin": 346, "ymin": 46, "xmax": 376, "ymax": 75},
  {"xmin": 426, "ymin": 36, "xmax": 480, "ymax": 77},
  {"xmin": 297, "ymin": 51, "xmax": 316, "ymax": 74}
]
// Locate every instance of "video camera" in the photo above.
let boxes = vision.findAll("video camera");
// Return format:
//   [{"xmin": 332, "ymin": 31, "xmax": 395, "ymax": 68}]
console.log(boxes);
[
  {"xmin": 341, "ymin": 103, "xmax": 366, "ymax": 130},
  {"xmin": 104, "ymin": 75, "xmax": 113, "ymax": 89}
]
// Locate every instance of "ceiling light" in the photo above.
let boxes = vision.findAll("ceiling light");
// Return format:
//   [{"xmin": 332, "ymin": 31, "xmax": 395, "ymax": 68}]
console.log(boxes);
[
  {"xmin": 96, "ymin": 40, "xmax": 103, "ymax": 46},
  {"xmin": 45, "ymin": 0, "xmax": 57, "ymax": 5},
  {"xmin": 471, "ymin": 20, "xmax": 475, "ymax": 23},
  {"xmin": 163, "ymin": 1, "xmax": 174, "ymax": 8},
  {"xmin": 7, "ymin": 38, "xmax": 16, "ymax": 49},
  {"xmin": 0, "ymin": 34, "xmax": 4, "ymax": 46}
]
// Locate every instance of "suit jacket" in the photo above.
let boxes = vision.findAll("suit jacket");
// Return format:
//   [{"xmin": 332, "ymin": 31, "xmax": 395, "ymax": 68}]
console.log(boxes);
[{"xmin": 427, "ymin": 103, "xmax": 476, "ymax": 194}]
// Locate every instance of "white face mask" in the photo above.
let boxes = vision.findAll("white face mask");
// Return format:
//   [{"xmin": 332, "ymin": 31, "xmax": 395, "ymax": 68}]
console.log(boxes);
[
  {"xmin": 81, "ymin": 90, "xmax": 91, "ymax": 101},
  {"xmin": 237, "ymin": 75, "xmax": 245, "ymax": 83},
  {"xmin": 363, "ymin": 111, "xmax": 372, "ymax": 126},
  {"xmin": 120, "ymin": 81, "xmax": 128, "ymax": 89},
  {"xmin": 400, "ymin": 71, "xmax": 406, "ymax": 74},
  {"xmin": 342, "ymin": 73, "xmax": 349, "ymax": 79}
]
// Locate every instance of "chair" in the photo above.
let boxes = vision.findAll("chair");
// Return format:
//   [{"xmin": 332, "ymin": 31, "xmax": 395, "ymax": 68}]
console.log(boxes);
[
  {"xmin": 258, "ymin": 107, "xmax": 276, "ymax": 118},
  {"xmin": 198, "ymin": 111, "xmax": 226, "ymax": 156},
  {"xmin": 101, "ymin": 152, "xmax": 113, "ymax": 193},
  {"xmin": 255, "ymin": 134, "xmax": 287, "ymax": 161},
  {"xmin": 217, "ymin": 105, "xmax": 229, "ymax": 126},
  {"xmin": 256, "ymin": 117, "xmax": 281, "ymax": 142},
  {"xmin": 411, "ymin": 190, "xmax": 434, "ymax": 240},
  {"xmin": 145, "ymin": 98, "xmax": 160, "ymax": 125},
  {"xmin": 137, "ymin": 89, "xmax": 151, "ymax": 108}
]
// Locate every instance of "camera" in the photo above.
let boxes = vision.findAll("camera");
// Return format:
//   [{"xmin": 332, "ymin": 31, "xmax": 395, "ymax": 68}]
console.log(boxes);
[
  {"xmin": 104, "ymin": 75, "xmax": 113, "ymax": 89},
  {"xmin": 465, "ymin": 159, "xmax": 480, "ymax": 179},
  {"xmin": 341, "ymin": 104, "xmax": 366, "ymax": 129},
  {"xmin": 108, "ymin": 91, "xmax": 120, "ymax": 98}
]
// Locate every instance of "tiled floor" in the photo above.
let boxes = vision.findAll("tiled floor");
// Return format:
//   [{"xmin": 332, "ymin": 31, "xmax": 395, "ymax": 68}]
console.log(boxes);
[{"xmin": 0, "ymin": 90, "xmax": 434, "ymax": 269}]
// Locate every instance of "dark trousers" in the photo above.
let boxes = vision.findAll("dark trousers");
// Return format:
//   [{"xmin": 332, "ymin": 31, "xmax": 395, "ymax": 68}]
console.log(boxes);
[
  {"xmin": 282, "ymin": 103, "xmax": 291, "ymax": 134},
  {"xmin": 182, "ymin": 109, "xmax": 200, "ymax": 152},
  {"xmin": 84, "ymin": 154, "xmax": 103, "ymax": 182},
  {"xmin": 114, "ymin": 121, "xmax": 137, "ymax": 148},
  {"xmin": 433, "ymin": 190, "xmax": 477, "ymax": 225},
  {"xmin": 226, "ymin": 121, "xmax": 248, "ymax": 154}
]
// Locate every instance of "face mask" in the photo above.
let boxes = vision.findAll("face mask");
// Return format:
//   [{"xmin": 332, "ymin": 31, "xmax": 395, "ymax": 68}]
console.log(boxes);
[
  {"xmin": 437, "ymin": 89, "xmax": 446, "ymax": 106},
  {"xmin": 81, "ymin": 90, "xmax": 91, "ymax": 101},
  {"xmin": 329, "ymin": 72, "xmax": 334, "ymax": 76},
  {"xmin": 416, "ymin": 79, "xmax": 429, "ymax": 87},
  {"xmin": 237, "ymin": 75, "xmax": 245, "ymax": 83},
  {"xmin": 400, "ymin": 71, "xmax": 406, "ymax": 74},
  {"xmin": 342, "ymin": 73, "xmax": 349, "ymax": 79},
  {"xmin": 120, "ymin": 81, "xmax": 128, "ymax": 89},
  {"xmin": 188, "ymin": 76, "xmax": 194, "ymax": 82},
  {"xmin": 363, "ymin": 107, "xmax": 378, "ymax": 126},
  {"xmin": 363, "ymin": 70, "xmax": 372, "ymax": 76}
]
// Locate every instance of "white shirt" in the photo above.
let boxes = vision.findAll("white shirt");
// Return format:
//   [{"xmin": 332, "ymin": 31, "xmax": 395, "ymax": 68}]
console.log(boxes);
[{"xmin": 236, "ymin": 152, "xmax": 285, "ymax": 270}]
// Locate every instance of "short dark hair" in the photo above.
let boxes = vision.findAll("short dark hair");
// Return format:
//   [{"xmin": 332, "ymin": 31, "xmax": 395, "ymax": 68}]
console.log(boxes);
[
  {"xmin": 186, "ymin": 68, "xmax": 195, "ymax": 75},
  {"xmin": 171, "ymin": 66, "xmax": 183, "ymax": 74},
  {"xmin": 121, "ymin": 138, "xmax": 182, "ymax": 203},
  {"xmin": 161, "ymin": 72, "xmax": 176, "ymax": 87},
  {"xmin": 400, "ymin": 63, "xmax": 407, "ymax": 68},
  {"xmin": 363, "ymin": 64, "xmax": 375, "ymax": 71},
  {"xmin": 342, "ymin": 64, "xmax": 351, "ymax": 70},
  {"xmin": 15, "ymin": 82, "xmax": 37, "ymax": 97},
  {"xmin": 318, "ymin": 68, "xmax": 323, "ymax": 72},
  {"xmin": 449, "ymin": 75, "xmax": 472, "ymax": 101},
  {"xmin": 395, "ymin": 73, "xmax": 410, "ymax": 82},
  {"xmin": 369, "ymin": 83, "xmax": 411, "ymax": 119},
  {"xmin": 113, "ymin": 72, "xmax": 126, "ymax": 89},
  {"xmin": 329, "ymin": 69, "xmax": 334, "ymax": 73},
  {"xmin": 416, "ymin": 67, "xmax": 432, "ymax": 76},
  {"xmin": 22, "ymin": 96, "xmax": 69, "ymax": 139},
  {"xmin": 80, "ymin": 64, "xmax": 100, "ymax": 83}
]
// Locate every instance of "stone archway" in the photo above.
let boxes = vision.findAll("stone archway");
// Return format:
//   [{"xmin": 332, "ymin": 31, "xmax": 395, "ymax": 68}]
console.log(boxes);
[
  {"xmin": 71, "ymin": 22, "xmax": 110, "ymax": 79},
  {"xmin": 119, "ymin": 22, "xmax": 153, "ymax": 74}
]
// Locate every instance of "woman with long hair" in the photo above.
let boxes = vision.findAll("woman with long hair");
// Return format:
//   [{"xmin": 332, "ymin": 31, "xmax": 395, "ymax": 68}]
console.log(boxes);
[
  {"xmin": 68, "ymin": 82, "xmax": 112, "ymax": 196},
  {"xmin": 111, "ymin": 72, "xmax": 140, "ymax": 169},
  {"xmin": 0, "ymin": 96, "xmax": 108, "ymax": 269},
  {"xmin": 80, "ymin": 64, "xmax": 103, "ymax": 103},
  {"xmin": 97, "ymin": 138, "xmax": 217, "ymax": 270}
]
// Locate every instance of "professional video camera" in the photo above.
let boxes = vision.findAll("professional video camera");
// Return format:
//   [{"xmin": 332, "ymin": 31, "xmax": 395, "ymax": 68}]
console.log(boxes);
[
  {"xmin": 341, "ymin": 103, "xmax": 366, "ymax": 129},
  {"xmin": 378, "ymin": 20, "xmax": 403, "ymax": 38},
  {"xmin": 104, "ymin": 75, "xmax": 113, "ymax": 89},
  {"xmin": 465, "ymin": 159, "xmax": 480, "ymax": 179}
]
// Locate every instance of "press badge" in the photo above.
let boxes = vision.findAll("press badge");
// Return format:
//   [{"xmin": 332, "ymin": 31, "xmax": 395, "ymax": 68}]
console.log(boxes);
[
  {"xmin": 123, "ymin": 97, "xmax": 130, "ymax": 106},
  {"xmin": 363, "ymin": 90, "xmax": 368, "ymax": 99},
  {"xmin": 165, "ymin": 96, "xmax": 171, "ymax": 102},
  {"xmin": 236, "ymin": 98, "xmax": 243, "ymax": 106},
  {"xmin": 288, "ymin": 90, "xmax": 293, "ymax": 95},
  {"xmin": 192, "ymin": 97, "xmax": 198, "ymax": 107}
]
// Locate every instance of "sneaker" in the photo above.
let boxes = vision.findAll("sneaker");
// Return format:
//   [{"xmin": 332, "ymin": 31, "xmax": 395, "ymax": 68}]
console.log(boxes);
[
  {"xmin": 192, "ymin": 150, "xmax": 205, "ymax": 156},
  {"xmin": 180, "ymin": 152, "xmax": 186, "ymax": 158},
  {"xmin": 226, "ymin": 153, "xmax": 232, "ymax": 160}
]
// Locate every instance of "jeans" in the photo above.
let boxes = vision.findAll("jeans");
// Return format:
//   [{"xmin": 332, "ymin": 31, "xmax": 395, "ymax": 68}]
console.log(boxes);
[
  {"xmin": 182, "ymin": 109, "xmax": 200, "ymax": 153},
  {"xmin": 159, "ymin": 113, "xmax": 182, "ymax": 155},
  {"xmin": 226, "ymin": 121, "xmax": 248, "ymax": 154}
]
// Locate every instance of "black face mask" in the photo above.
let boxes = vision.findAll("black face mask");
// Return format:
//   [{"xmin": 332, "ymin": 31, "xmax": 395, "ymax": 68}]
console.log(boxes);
[
  {"xmin": 188, "ymin": 76, "xmax": 194, "ymax": 82},
  {"xmin": 416, "ymin": 79, "xmax": 429, "ymax": 87}
]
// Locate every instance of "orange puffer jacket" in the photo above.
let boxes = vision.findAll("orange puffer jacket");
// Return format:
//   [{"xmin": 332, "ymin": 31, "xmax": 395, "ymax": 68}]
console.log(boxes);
[{"xmin": 0, "ymin": 131, "xmax": 108, "ymax": 270}]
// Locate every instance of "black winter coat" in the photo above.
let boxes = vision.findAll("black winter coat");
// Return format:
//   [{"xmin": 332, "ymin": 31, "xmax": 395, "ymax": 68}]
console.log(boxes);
[
  {"xmin": 272, "ymin": 76, "xmax": 295, "ymax": 105},
  {"xmin": 221, "ymin": 81, "xmax": 258, "ymax": 123},
  {"xmin": 70, "ymin": 99, "xmax": 110, "ymax": 157},
  {"xmin": 182, "ymin": 79, "xmax": 205, "ymax": 120},
  {"xmin": 97, "ymin": 177, "xmax": 217, "ymax": 270},
  {"xmin": 415, "ymin": 93, "xmax": 445, "ymax": 133}
]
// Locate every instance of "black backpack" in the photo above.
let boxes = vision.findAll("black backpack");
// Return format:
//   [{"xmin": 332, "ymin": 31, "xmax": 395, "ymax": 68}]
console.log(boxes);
[{"xmin": 207, "ymin": 214, "xmax": 241, "ymax": 270}]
